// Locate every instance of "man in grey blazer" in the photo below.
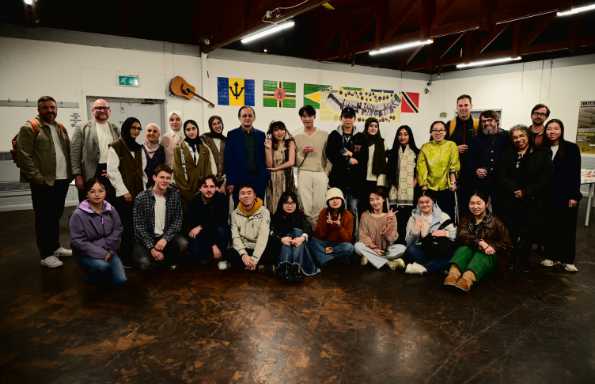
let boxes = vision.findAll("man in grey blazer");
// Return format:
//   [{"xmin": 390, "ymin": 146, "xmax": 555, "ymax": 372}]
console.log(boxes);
[{"xmin": 70, "ymin": 98, "xmax": 120, "ymax": 201}]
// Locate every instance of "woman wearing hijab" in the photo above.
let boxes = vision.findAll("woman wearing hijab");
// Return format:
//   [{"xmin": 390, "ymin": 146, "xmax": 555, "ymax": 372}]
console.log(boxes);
[
  {"xmin": 107, "ymin": 117, "xmax": 147, "ymax": 264},
  {"xmin": 162, "ymin": 111, "xmax": 184, "ymax": 167},
  {"xmin": 201, "ymin": 115, "xmax": 227, "ymax": 191},
  {"xmin": 173, "ymin": 119, "xmax": 212, "ymax": 205},
  {"xmin": 143, "ymin": 122, "xmax": 166, "ymax": 188},
  {"xmin": 386, "ymin": 125, "xmax": 420, "ymax": 242},
  {"xmin": 361, "ymin": 117, "xmax": 387, "ymax": 212}
]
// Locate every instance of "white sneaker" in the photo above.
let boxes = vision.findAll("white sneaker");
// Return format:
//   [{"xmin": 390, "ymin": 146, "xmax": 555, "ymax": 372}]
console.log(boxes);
[
  {"xmin": 54, "ymin": 247, "xmax": 72, "ymax": 257},
  {"xmin": 540, "ymin": 259, "xmax": 555, "ymax": 267},
  {"xmin": 405, "ymin": 262, "xmax": 427, "ymax": 275},
  {"xmin": 217, "ymin": 261, "xmax": 229, "ymax": 270},
  {"xmin": 564, "ymin": 264, "xmax": 579, "ymax": 272},
  {"xmin": 40, "ymin": 255, "xmax": 64, "ymax": 268}
]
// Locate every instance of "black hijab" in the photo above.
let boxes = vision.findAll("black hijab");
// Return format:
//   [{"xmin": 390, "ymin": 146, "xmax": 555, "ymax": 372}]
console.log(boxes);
[
  {"xmin": 363, "ymin": 117, "xmax": 387, "ymax": 175},
  {"xmin": 183, "ymin": 119, "xmax": 202, "ymax": 152},
  {"xmin": 120, "ymin": 117, "xmax": 143, "ymax": 151}
]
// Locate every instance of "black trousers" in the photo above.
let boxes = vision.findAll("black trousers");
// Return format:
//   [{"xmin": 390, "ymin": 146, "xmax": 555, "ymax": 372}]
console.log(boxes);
[
  {"xmin": 546, "ymin": 205, "xmax": 578, "ymax": 264},
  {"xmin": 30, "ymin": 180, "xmax": 70, "ymax": 258},
  {"xmin": 113, "ymin": 196, "xmax": 134, "ymax": 264},
  {"xmin": 426, "ymin": 189, "xmax": 456, "ymax": 221},
  {"xmin": 131, "ymin": 234, "xmax": 186, "ymax": 270}
]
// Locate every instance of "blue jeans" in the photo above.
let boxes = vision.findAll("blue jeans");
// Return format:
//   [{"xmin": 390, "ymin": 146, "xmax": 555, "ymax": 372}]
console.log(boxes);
[
  {"xmin": 278, "ymin": 229, "xmax": 319, "ymax": 276},
  {"xmin": 188, "ymin": 225, "xmax": 229, "ymax": 264},
  {"xmin": 79, "ymin": 254, "xmax": 127, "ymax": 285},
  {"xmin": 308, "ymin": 238, "xmax": 354, "ymax": 266},
  {"xmin": 403, "ymin": 243, "xmax": 451, "ymax": 273}
]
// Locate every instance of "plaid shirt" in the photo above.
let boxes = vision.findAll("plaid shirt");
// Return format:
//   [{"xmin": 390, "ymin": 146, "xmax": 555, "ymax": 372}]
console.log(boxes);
[{"xmin": 133, "ymin": 187, "xmax": 183, "ymax": 250}]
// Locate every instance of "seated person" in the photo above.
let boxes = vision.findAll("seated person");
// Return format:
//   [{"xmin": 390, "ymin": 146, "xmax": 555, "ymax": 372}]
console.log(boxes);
[
  {"xmin": 132, "ymin": 165, "xmax": 185, "ymax": 270},
  {"xmin": 270, "ymin": 191, "xmax": 319, "ymax": 282},
  {"xmin": 225, "ymin": 184, "xmax": 272, "ymax": 271},
  {"xmin": 70, "ymin": 177, "xmax": 126, "ymax": 285},
  {"xmin": 399, "ymin": 194, "xmax": 456, "ymax": 274},
  {"xmin": 309, "ymin": 188, "xmax": 355, "ymax": 266},
  {"xmin": 186, "ymin": 175, "xmax": 229, "ymax": 268},
  {"xmin": 444, "ymin": 191, "xmax": 512, "ymax": 292},
  {"xmin": 355, "ymin": 188, "xmax": 406, "ymax": 270}
]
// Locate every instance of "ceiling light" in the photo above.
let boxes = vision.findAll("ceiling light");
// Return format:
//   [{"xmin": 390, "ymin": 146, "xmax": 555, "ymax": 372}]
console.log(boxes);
[
  {"xmin": 24, "ymin": 0, "xmax": 34, "ymax": 5},
  {"xmin": 456, "ymin": 56, "xmax": 522, "ymax": 69},
  {"xmin": 557, "ymin": 3, "xmax": 595, "ymax": 17},
  {"xmin": 369, "ymin": 39, "xmax": 434, "ymax": 56},
  {"xmin": 241, "ymin": 21, "xmax": 295, "ymax": 44}
]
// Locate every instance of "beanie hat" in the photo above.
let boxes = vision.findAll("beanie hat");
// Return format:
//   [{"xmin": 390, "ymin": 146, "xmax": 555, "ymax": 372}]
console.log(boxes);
[{"xmin": 325, "ymin": 187, "xmax": 345, "ymax": 204}]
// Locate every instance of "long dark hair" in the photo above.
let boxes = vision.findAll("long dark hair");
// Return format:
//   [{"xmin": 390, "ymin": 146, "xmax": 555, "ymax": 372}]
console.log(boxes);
[
  {"xmin": 267, "ymin": 121, "xmax": 294, "ymax": 151},
  {"xmin": 120, "ymin": 117, "xmax": 143, "ymax": 150},
  {"xmin": 275, "ymin": 191, "xmax": 302, "ymax": 216},
  {"xmin": 391, "ymin": 125, "xmax": 419, "ymax": 154},
  {"xmin": 545, "ymin": 118, "xmax": 568, "ymax": 158}
]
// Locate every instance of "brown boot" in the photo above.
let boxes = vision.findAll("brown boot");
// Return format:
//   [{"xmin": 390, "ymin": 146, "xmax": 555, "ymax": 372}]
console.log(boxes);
[
  {"xmin": 443, "ymin": 273, "xmax": 459, "ymax": 287},
  {"xmin": 454, "ymin": 271, "xmax": 476, "ymax": 293}
]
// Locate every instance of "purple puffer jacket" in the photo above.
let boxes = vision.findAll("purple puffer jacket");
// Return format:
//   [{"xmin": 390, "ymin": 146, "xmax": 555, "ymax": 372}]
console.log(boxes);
[{"xmin": 69, "ymin": 200, "xmax": 123, "ymax": 259}]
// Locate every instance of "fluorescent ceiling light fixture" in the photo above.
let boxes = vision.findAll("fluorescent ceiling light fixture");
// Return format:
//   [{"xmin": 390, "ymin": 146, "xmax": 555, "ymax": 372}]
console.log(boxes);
[
  {"xmin": 557, "ymin": 3, "xmax": 595, "ymax": 17},
  {"xmin": 23, "ymin": 0, "xmax": 34, "ymax": 5},
  {"xmin": 241, "ymin": 21, "xmax": 295, "ymax": 44},
  {"xmin": 369, "ymin": 39, "xmax": 434, "ymax": 56},
  {"xmin": 456, "ymin": 56, "xmax": 522, "ymax": 69}
]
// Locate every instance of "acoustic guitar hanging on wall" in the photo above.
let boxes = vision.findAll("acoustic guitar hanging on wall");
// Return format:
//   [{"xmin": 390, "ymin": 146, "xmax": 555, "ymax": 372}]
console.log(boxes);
[{"xmin": 169, "ymin": 76, "xmax": 215, "ymax": 108}]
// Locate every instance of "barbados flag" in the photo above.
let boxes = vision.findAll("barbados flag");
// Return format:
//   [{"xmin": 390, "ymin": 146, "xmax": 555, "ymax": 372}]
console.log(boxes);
[
  {"xmin": 217, "ymin": 77, "xmax": 255, "ymax": 106},
  {"xmin": 263, "ymin": 80, "xmax": 296, "ymax": 108}
]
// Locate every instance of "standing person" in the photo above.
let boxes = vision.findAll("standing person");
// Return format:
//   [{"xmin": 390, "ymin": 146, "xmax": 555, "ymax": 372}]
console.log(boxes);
[
  {"xmin": 132, "ymin": 165, "xmax": 185, "ymax": 270},
  {"xmin": 107, "ymin": 117, "xmax": 147, "ymax": 264},
  {"xmin": 186, "ymin": 175, "xmax": 229, "ymax": 268},
  {"xmin": 16, "ymin": 96, "xmax": 73, "ymax": 268},
  {"xmin": 361, "ymin": 117, "xmax": 387, "ymax": 211},
  {"xmin": 354, "ymin": 188, "xmax": 406, "ymax": 270},
  {"xmin": 399, "ymin": 194, "xmax": 456, "ymax": 275},
  {"xmin": 162, "ymin": 111, "xmax": 184, "ymax": 167},
  {"xmin": 444, "ymin": 192, "xmax": 511, "ymax": 292},
  {"xmin": 445, "ymin": 94, "xmax": 479, "ymax": 208},
  {"xmin": 69, "ymin": 177, "xmax": 126, "ymax": 285},
  {"xmin": 201, "ymin": 115, "xmax": 227, "ymax": 191},
  {"xmin": 498, "ymin": 125, "xmax": 552, "ymax": 272},
  {"xmin": 225, "ymin": 184, "xmax": 273, "ymax": 271},
  {"xmin": 309, "ymin": 188, "xmax": 355, "ymax": 266},
  {"xmin": 417, "ymin": 121, "xmax": 460, "ymax": 220},
  {"xmin": 71, "ymin": 98, "xmax": 119, "ymax": 201},
  {"xmin": 326, "ymin": 106, "xmax": 367, "ymax": 229},
  {"xmin": 469, "ymin": 110, "xmax": 510, "ymax": 213},
  {"xmin": 542, "ymin": 119, "xmax": 582, "ymax": 272},
  {"xmin": 143, "ymin": 123, "xmax": 166, "ymax": 188},
  {"xmin": 173, "ymin": 119, "xmax": 211, "ymax": 205},
  {"xmin": 265, "ymin": 121, "xmax": 296, "ymax": 214},
  {"xmin": 270, "ymin": 191, "xmax": 320, "ymax": 282},
  {"xmin": 294, "ymin": 105, "xmax": 329, "ymax": 227},
  {"xmin": 224, "ymin": 106, "xmax": 267, "ymax": 201},
  {"xmin": 528, "ymin": 104, "xmax": 550, "ymax": 150},
  {"xmin": 386, "ymin": 125, "xmax": 419, "ymax": 241}
]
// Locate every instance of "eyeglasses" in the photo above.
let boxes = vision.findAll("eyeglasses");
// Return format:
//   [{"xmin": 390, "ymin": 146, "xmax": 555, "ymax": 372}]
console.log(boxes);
[
  {"xmin": 431, "ymin": 129, "xmax": 446, "ymax": 133},
  {"xmin": 94, "ymin": 106, "xmax": 110, "ymax": 110},
  {"xmin": 283, "ymin": 201, "xmax": 296, "ymax": 205},
  {"xmin": 532, "ymin": 111, "xmax": 547, "ymax": 117}
]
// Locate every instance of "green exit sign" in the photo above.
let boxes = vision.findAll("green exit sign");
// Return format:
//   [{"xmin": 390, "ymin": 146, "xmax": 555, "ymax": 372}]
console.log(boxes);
[{"xmin": 118, "ymin": 75, "xmax": 139, "ymax": 87}]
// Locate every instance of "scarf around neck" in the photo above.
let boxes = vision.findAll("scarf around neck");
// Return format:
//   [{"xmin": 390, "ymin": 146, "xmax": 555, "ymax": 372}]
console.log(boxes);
[{"xmin": 238, "ymin": 197, "xmax": 263, "ymax": 217}]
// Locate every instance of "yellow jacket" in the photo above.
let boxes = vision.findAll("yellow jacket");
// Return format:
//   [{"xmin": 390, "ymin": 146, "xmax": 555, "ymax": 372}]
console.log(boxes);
[{"xmin": 416, "ymin": 140, "xmax": 460, "ymax": 191}]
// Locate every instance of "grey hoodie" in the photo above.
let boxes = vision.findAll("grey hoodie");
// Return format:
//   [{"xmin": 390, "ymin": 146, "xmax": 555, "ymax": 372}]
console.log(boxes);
[{"xmin": 69, "ymin": 200, "xmax": 123, "ymax": 259}]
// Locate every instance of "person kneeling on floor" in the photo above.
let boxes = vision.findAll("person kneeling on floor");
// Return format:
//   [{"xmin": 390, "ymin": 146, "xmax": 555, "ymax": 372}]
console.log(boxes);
[
  {"xmin": 355, "ymin": 187, "xmax": 406, "ymax": 270},
  {"xmin": 70, "ymin": 177, "xmax": 126, "ymax": 285},
  {"xmin": 225, "ymin": 184, "xmax": 274, "ymax": 271},
  {"xmin": 399, "ymin": 194, "xmax": 456, "ymax": 275},
  {"xmin": 309, "ymin": 188, "xmax": 355, "ymax": 266},
  {"xmin": 132, "ymin": 164, "xmax": 186, "ymax": 270},
  {"xmin": 444, "ymin": 191, "xmax": 511, "ymax": 292}
]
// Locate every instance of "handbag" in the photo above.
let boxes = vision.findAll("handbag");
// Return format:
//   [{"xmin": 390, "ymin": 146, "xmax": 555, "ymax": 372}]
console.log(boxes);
[{"xmin": 421, "ymin": 219, "xmax": 454, "ymax": 258}]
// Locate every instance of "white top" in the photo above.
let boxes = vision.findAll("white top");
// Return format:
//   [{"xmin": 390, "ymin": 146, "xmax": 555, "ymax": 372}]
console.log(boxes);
[
  {"xmin": 48, "ymin": 123, "xmax": 68, "ymax": 180},
  {"xmin": 366, "ymin": 144, "xmax": 387, "ymax": 186},
  {"xmin": 106, "ymin": 146, "xmax": 148, "ymax": 197},
  {"xmin": 96, "ymin": 121, "xmax": 113, "ymax": 163},
  {"xmin": 551, "ymin": 144, "xmax": 559, "ymax": 160},
  {"xmin": 154, "ymin": 193, "xmax": 166, "ymax": 236}
]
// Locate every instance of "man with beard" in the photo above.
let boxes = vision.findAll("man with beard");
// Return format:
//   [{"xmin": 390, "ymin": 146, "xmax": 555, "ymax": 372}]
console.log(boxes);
[
  {"xmin": 71, "ymin": 98, "xmax": 119, "ymax": 201},
  {"xmin": 186, "ymin": 175, "xmax": 229, "ymax": 269},
  {"xmin": 16, "ymin": 96, "xmax": 73, "ymax": 268},
  {"xmin": 528, "ymin": 103, "xmax": 550, "ymax": 149},
  {"xmin": 469, "ymin": 110, "xmax": 510, "ymax": 213},
  {"xmin": 201, "ymin": 115, "xmax": 226, "ymax": 191}
]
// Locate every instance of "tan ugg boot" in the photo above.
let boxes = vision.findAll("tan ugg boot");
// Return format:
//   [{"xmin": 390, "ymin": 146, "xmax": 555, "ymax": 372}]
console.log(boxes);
[
  {"xmin": 443, "ymin": 266, "xmax": 461, "ymax": 287},
  {"xmin": 454, "ymin": 271, "xmax": 476, "ymax": 292}
]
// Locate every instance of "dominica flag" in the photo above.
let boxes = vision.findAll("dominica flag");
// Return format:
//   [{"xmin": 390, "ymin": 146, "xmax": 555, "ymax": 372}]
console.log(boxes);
[
  {"xmin": 303, "ymin": 83, "xmax": 326, "ymax": 109},
  {"xmin": 263, "ymin": 80, "xmax": 296, "ymax": 108},
  {"xmin": 400, "ymin": 91, "xmax": 420, "ymax": 113},
  {"xmin": 217, "ymin": 77, "xmax": 255, "ymax": 106}
]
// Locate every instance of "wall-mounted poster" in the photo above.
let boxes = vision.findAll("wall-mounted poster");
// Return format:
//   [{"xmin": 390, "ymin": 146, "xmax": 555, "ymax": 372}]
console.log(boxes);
[
  {"xmin": 577, "ymin": 101, "xmax": 595, "ymax": 155},
  {"xmin": 318, "ymin": 86, "xmax": 401, "ymax": 123},
  {"xmin": 263, "ymin": 80, "xmax": 296, "ymax": 108},
  {"xmin": 217, "ymin": 77, "xmax": 255, "ymax": 106}
]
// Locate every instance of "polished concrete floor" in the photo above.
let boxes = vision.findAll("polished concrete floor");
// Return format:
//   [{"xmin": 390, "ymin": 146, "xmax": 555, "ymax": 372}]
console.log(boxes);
[{"xmin": 1, "ymin": 207, "xmax": 594, "ymax": 384}]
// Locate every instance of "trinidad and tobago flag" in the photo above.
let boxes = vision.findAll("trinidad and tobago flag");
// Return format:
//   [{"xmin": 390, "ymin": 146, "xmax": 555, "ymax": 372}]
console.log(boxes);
[{"xmin": 400, "ymin": 91, "xmax": 420, "ymax": 113}]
